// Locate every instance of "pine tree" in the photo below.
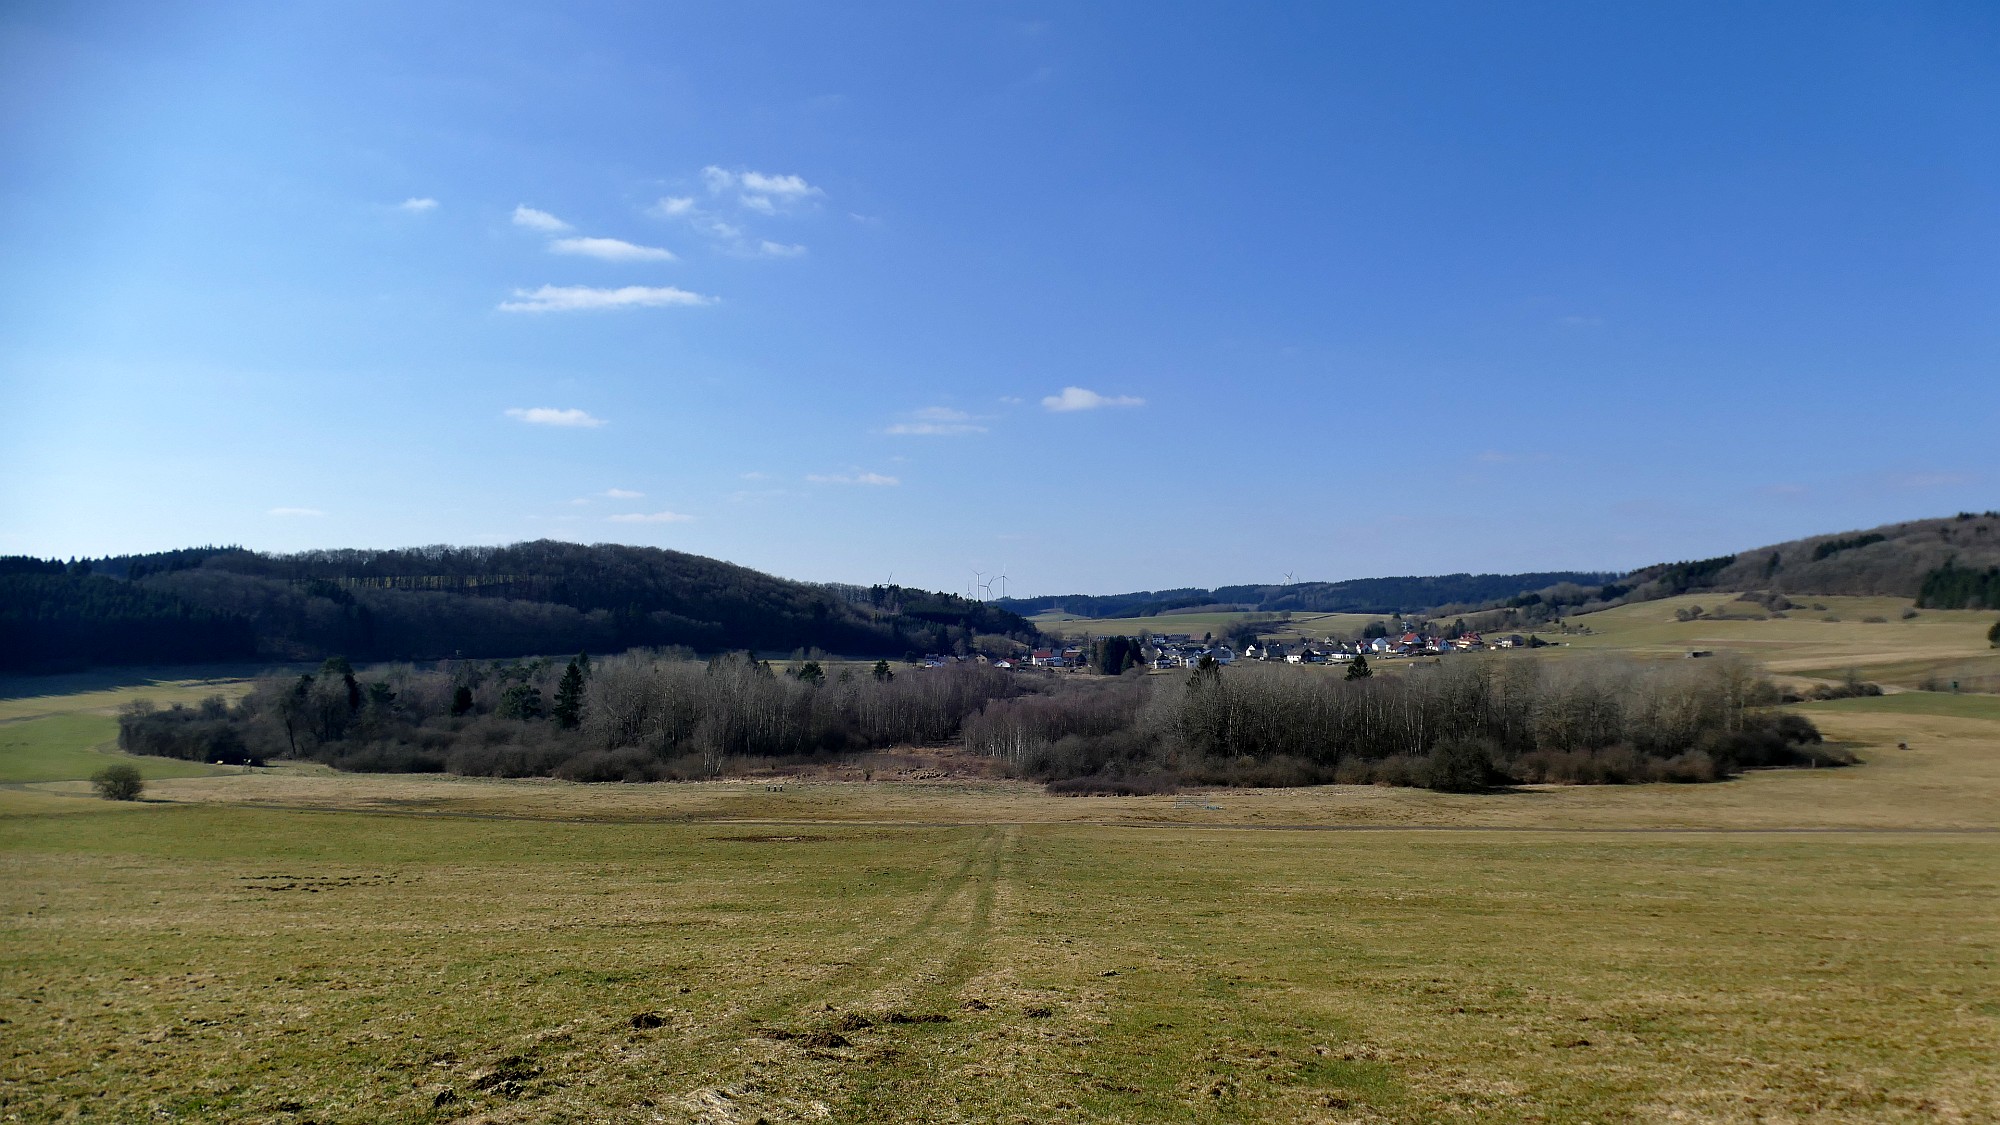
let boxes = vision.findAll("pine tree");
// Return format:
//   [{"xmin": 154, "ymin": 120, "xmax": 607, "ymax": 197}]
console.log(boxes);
[
  {"xmin": 552, "ymin": 659, "xmax": 585, "ymax": 729},
  {"xmin": 872, "ymin": 659, "xmax": 894, "ymax": 682},
  {"xmin": 1345, "ymin": 654, "xmax": 1371, "ymax": 680}
]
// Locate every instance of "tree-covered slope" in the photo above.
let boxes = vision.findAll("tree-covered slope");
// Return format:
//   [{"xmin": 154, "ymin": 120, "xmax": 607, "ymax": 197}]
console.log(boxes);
[{"xmin": 4, "ymin": 542, "xmax": 1040, "ymax": 669}]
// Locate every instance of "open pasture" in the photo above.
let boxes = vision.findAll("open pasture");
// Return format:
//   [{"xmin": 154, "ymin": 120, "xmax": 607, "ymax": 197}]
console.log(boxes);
[
  {"xmin": 1551, "ymin": 595, "xmax": 2000, "ymax": 690},
  {"xmin": 5, "ymin": 668, "xmax": 2000, "ymax": 1123}
]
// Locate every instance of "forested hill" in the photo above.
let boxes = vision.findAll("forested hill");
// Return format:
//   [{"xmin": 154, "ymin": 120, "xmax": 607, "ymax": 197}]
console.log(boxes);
[
  {"xmin": 0, "ymin": 542, "xmax": 1040, "ymax": 672},
  {"xmin": 999, "ymin": 571, "xmax": 1619, "ymax": 619},
  {"xmin": 1620, "ymin": 511, "xmax": 2000, "ymax": 606}
]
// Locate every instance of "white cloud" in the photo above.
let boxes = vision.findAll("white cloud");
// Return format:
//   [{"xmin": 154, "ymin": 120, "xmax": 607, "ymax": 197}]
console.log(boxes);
[
  {"xmin": 654, "ymin": 196, "xmax": 697, "ymax": 216},
  {"xmin": 498, "ymin": 285, "xmax": 714, "ymax": 312},
  {"xmin": 512, "ymin": 205, "xmax": 571, "ymax": 232},
  {"xmin": 740, "ymin": 171, "xmax": 820, "ymax": 199},
  {"xmin": 603, "ymin": 488, "xmax": 644, "ymax": 499},
  {"xmin": 608, "ymin": 510, "xmax": 694, "ymax": 523},
  {"xmin": 268, "ymin": 507, "xmax": 326, "ymax": 517},
  {"xmin": 886, "ymin": 406, "xmax": 987, "ymax": 436},
  {"xmin": 703, "ymin": 166, "xmax": 824, "ymax": 213},
  {"xmin": 398, "ymin": 197, "xmax": 438, "ymax": 213},
  {"xmin": 550, "ymin": 236, "xmax": 677, "ymax": 262},
  {"xmin": 807, "ymin": 471, "xmax": 900, "ymax": 486},
  {"xmin": 757, "ymin": 240, "xmax": 807, "ymax": 258},
  {"xmin": 1041, "ymin": 386, "xmax": 1144, "ymax": 412},
  {"xmin": 505, "ymin": 407, "xmax": 606, "ymax": 427}
]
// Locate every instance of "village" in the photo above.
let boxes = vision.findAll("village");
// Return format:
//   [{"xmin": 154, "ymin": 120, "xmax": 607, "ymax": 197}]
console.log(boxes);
[{"xmin": 912, "ymin": 626, "xmax": 1544, "ymax": 672}]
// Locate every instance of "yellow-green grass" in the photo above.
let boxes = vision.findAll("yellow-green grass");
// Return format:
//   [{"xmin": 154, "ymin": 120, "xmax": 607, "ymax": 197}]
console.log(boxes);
[
  {"xmin": 4, "ymin": 801, "xmax": 1995, "ymax": 1124},
  {"xmin": 0, "ymin": 713, "xmax": 233, "ymax": 785},
  {"xmin": 7, "ymin": 652, "xmax": 2000, "ymax": 1123},
  {"xmin": 1555, "ymin": 594, "xmax": 2000, "ymax": 687},
  {"xmin": 0, "ymin": 667, "xmax": 259, "ymax": 723}
]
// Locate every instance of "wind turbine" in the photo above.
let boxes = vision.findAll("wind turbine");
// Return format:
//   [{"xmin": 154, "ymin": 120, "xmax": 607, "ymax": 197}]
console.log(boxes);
[
  {"xmin": 972, "ymin": 569, "xmax": 989, "ymax": 601},
  {"xmin": 1282, "ymin": 570, "xmax": 1295, "ymax": 586},
  {"xmin": 994, "ymin": 565, "xmax": 1009, "ymax": 600}
]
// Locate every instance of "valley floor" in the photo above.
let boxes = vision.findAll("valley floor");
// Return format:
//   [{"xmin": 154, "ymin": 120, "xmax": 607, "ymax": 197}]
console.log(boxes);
[{"xmin": 3, "ymin": 678, "xmax": 1997, "ymax": 1123}]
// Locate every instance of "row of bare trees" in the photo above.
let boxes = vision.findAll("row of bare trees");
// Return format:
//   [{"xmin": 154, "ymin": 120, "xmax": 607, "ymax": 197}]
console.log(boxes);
[{"xmin": 126, "ymin": 649, "xmax": 1830, "ymax": 789}]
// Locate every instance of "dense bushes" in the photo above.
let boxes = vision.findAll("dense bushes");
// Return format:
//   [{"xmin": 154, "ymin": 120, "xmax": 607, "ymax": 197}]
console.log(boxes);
[
  {"xmin": 118, "ymin": 697, "xmax": 263, "ymax": 765},
  {"xmin": 116, "ymin": 649, "xmax": 1834, "ymax": 792},
  {"xmin": 962, "ymin": 654, "xmax": 1828, "ymax": 790}
]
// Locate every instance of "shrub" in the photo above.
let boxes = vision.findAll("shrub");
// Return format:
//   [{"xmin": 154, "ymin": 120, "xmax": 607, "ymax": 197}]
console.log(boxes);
[
  {"xmin": 1422, "ymin": 737, "xmax": 1495, "ymax": 792},
  {"xmin": 90, "ymin": 763, "xmax": 144, "ymax": 801},
  {"xmin": 1044, "ymin": 775, "xmax": 1178, "ymax": 796}
]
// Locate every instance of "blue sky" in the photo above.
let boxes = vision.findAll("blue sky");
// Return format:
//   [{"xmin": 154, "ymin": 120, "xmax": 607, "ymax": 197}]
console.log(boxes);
[{"xmin": 2, "ymin": 2, "xmax": 1995, "ymax": 596}]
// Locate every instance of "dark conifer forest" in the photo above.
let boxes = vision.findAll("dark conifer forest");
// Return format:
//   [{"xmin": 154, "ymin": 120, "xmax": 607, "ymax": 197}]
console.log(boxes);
[{"xmin": 0, "ymin": 542, "xmax": 1038, "ymax": 671}]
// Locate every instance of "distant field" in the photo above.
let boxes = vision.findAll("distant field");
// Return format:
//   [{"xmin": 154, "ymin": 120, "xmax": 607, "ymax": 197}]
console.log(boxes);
[
  {"xmin": 1033, "ymin": 609, "xmax": 1396, "ymax": 643},
  {"xmin": 1550, "ymin": 594, "xmax": 2000, "ymax": 689},
  {"xmin": 6, "ymin": 646, "xmax": 2000, "ymax": 1122}
]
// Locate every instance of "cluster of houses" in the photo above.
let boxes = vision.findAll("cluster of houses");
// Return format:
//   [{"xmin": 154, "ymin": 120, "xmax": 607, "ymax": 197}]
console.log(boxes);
[
  {"xmin": 910, "ymin": 630, "xmax": 1536, "ymax": 673},
  {"xmin": 1156, "ymin": 630, "xmax": 1534, "ymax": 670}
]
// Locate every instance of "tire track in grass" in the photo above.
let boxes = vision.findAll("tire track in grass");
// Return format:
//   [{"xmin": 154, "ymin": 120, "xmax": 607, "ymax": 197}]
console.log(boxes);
[{"xmin": 752, "ymin": 826, "xmax": 999, "ymax": 1022}]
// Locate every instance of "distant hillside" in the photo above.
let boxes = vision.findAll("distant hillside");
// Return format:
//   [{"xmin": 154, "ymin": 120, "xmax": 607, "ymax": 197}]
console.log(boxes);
[
  {"xmin": 0, "ymin": 542, "xmax": 1040, "ymax": 671},
  {"xmin": 1000, "ymin": 571, "xmax": 1619, "ymax": 619},
  {"xmin": 1624, "ymin": 511, "xmax": 2000, "ymax": 605}
]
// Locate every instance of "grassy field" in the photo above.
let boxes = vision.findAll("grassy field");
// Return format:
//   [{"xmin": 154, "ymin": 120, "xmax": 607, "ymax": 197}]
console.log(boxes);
[
  {"xmin": 1034, "ymin": 610, "xmax": 1397, "ymax": 644},
  {"xmin": 5, "ymin": 651, "xmax": 2000, "ymax": 1123}
]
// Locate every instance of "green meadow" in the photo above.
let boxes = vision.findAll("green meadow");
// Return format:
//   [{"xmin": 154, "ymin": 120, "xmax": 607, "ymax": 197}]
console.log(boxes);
[{"xmin": 5, "ymin": 637, "xmax": 2000, "ymax": 1123}]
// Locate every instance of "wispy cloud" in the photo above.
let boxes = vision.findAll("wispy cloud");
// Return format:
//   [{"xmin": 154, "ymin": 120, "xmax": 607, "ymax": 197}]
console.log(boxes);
[
  {"xmin": 498, "ymin": 285, "xmax": 713, "ymax": 312},
  {"xmin": 741, "ymin": 471, "xmax": 773, "ymax": 481},
  {"xmin": 512, "ymin": 205, "xmax": 570, "ymax": 232},
  {"xmin": 701, "ymin": 167, "xmax": 823, "ymax": 212},
  {"xmin": 886, "ymin": 406, "xmax": 988, "ymax": 436},
  {"xmin": 602, "ymin": 488, "xmax": 644, "ymax": 499},
  {"xmin": 551, "ymin": 236, "xmax": 677, "ymax": 262},
  {"xmin": 397, "ymin": 197, "xmax": 438, "ymax": 213},
  {"xmin": 757, "ymin": 240, "xmax": 807, "ymax": 258},
  {"xmin": 808, "ymin": 471, "xmax": 900, "ymax": 486},
  {"xmin": 654, "ymin": 196, "xmax": 697, "ymax": 216},
  {"xmin": 1042, "ymin": 386, "xmax": 1144, "ymax": 412},
  {"xmin": 608, "ymin": 510, "xmax": 693, "ymax": 523},
  {"xmin": 268, "ymin": 507, "xmax": 326, "ymax": 517},
  {"xmin": 505, "ymin": 407, "xmax": 606, "ymax": 428}
]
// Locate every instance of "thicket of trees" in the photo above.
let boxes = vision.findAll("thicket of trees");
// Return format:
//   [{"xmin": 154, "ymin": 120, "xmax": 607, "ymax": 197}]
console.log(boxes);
[
  {"xmin": 119, "ymin": 651, "xmax": 1832, "ymax": 791},
  {"xmin": 963, "ymin": 656, "xmax": 1834, "ymax": 788},
  {"xmin": 0, "ymin": 562, "xmax": 258, "ymax": 671},
  {"xmin": 9, "ymin": 541, "xmax": 1040, "ymax": 667},
  {"xmin": 1917, "ymin": 562, "xmax": 2000, "ymax": 610}
]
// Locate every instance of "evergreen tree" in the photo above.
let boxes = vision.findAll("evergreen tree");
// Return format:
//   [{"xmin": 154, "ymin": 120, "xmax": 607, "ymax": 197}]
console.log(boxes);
[
  {"xmin": 872, "ymin": 659, "xmax": 894, "ymax": 682},
  {"xmin": 795, "ymin": 660, "xmax": 825, "ymax": 686},
  {"xmin": 1989, "ymin": 618, "xmax": 2000, "ymax": 647},
  {"xmin": 552, "ymin": 659, "xmax": 585, "ymax": 729},
  {"xmin": 449, "ymin": 684, "xmax": 474, "ymax": 717},
  {"xmin": 1345, "ymin": 654, "xmax": 1371, "ymax": 680}
]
